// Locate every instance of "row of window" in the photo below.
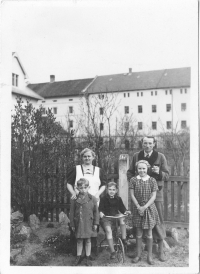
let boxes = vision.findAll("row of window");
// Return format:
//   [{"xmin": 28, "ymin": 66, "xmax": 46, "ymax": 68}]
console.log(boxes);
[
  {"xmin": 42, "ymin": 98, "xmax": 73, "ymax": 103},
  {"xmin": 42, "ymin": 103, "xmax": 187, "ymax": 116},
  {"xmin": 97, "ymin": 89, "xmax": 188, "ymax": 99},
  {"xmin": 99, "ymin": 120, "xmax": 187, "ymax": 131},
  {"xmin": 122, "ymin": 103, "xmax": 186, "ymax": 114}
]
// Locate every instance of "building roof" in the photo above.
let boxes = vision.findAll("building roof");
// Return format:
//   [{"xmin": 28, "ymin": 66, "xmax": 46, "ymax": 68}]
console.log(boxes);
[
  {"xmin": 12, "ymin": 86, "xmax": 43, "ymax": 100},
  {"xmin": 28, "ymin": 78, "xmax": 94, "ymax": 99},
  {"xmin": 12, "ymin": 52, "xmax": 29, "ymax": 80},
  {"xmin": 86, "ymin": 67, "xmax": 191, "ymax": 94}
]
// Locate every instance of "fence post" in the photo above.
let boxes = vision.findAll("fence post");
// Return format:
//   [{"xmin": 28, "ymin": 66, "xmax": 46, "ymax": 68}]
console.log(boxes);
[{"xmin": 118, "ymin": 154, "xmax": 129, "ymax": 209}]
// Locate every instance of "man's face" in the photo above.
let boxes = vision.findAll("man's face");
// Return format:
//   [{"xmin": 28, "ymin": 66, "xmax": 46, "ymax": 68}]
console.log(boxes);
[{"xmin": 142, "ymin": 137, "xmax": 155, "ymax": 153}]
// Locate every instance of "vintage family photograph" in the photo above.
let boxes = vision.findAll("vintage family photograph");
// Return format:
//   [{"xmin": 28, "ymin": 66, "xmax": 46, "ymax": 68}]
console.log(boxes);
[{"xmin": 0, "ymin": 0, "xmax": 199, "ymax": 273}]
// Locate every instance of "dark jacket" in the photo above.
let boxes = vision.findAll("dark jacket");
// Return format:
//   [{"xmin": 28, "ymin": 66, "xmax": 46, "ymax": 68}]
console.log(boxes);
[
  {"xmin": 127, "ymin": 150, "xmax": 169, "ymax": 202},
  {"xmin": 69, "ymin": 193, "xmax": 99, "ymax": 238},
  {"xmin": 99, "ymin": 194, "xmax": 127, "ymax": 216}
]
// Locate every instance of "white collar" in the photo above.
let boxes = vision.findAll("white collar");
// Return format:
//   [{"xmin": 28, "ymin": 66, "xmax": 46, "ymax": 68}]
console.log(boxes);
[
  {"xmin": 144, "ymin": 151, "xmax": 153, "ymax": 157},
  {"xmin": 136, "ymin": 175, "xmax": 150, "ymax": 181}
]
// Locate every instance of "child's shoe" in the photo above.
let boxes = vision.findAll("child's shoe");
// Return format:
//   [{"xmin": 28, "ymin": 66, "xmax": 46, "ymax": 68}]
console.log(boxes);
[
  {"xmin": 110, "ymin": 251, "xmax": 116, "ymax": 259},
  {"xmin": 85, "ymin": 256, "xmax": 92, "ymax": 266},
  {"xmin": 73, "ymin": 256, "xmax": 82, "ymax": 266}
]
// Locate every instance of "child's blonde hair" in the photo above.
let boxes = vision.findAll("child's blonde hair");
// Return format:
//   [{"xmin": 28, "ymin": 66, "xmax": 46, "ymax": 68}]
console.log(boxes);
[
  {"xmin": 77, "ymin": 178, "xmax": 89, "ymax": 187},
  {"xmin": 107, "ymin": 182, "xmax": 118, "ymax": 189}
]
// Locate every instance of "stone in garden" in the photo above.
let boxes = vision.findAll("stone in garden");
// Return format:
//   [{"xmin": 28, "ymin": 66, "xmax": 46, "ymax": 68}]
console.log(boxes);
[
  {"xmin": 58, "ymin": 212, "xmax": 70, "ymax": 236},
  {"xmin": 11, "ymin": 211, "xmax": 24, "ymax": 224},
  {"xmin": 19, "ymin": 225, "xmax": 31, "ymax": 238},
  {"xmin": 28, "ymin": 214, "xmax": 40, "ymax": 230},
  {"xmin": 171, "ymin": 228, "xmax": 179, "ymax": 242},
  {"xmin": 59, "ymin": 211, "xmax": 70, "ymax": 225}
]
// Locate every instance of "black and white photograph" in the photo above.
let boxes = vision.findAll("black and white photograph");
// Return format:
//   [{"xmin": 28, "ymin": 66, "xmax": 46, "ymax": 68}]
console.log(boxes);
[{"xmin": 0, "ymin": 0, "xmax": 199, "ymax": 273}]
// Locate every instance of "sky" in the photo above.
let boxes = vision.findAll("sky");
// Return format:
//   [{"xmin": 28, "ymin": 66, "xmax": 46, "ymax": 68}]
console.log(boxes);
[{"xmin": 6, "ymin": 0, "xmax": 198, "ymax": 84}]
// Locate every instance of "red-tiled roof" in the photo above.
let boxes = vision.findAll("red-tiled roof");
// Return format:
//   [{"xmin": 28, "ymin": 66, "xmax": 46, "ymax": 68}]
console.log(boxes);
[
  {"xmin": 86, "ymin": 67, "xmax": 190, "ymax": 94},
  {"xmin": 28, "ymin": 78, "xmax": 94, "ymax": 98}
]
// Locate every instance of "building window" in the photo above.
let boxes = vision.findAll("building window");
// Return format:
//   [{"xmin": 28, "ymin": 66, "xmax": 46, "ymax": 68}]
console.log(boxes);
[
  {"xmin": 166, "ymin": 104, "xmax": 171, "ymax": 112},
  {"xmin": 53, "ymin": 100, "xmax": 57, "ymax": 102},
  {"xmin": 100, "ymin": 107, "xmax": 104, "ymax": 115},
  {"xmin": 42, "ymin": 100, "xmax": 45, "ymax": 103},
  {"xmin": 138, "ymin": 122, "xmax": 143, "ymax": 130},
  {"xmin": 152, "ymin": 122, "xmax": 157, "ymax": 130},
  {"xmin": 181, "ymin": 121, "xmax": 187, "ymax": 129},
  {"xmin": 128, "ymin": 93, "xmax": 130, "ymax": 97},
  {"xmin": 124, "ymin": 122, "xmax": 129, "ymax": 131},
  {"xmin": 152, "ymin": 105, "xmax": 157, "ymax": 113},
  {"xmin": 181, "ymin": 103, "xmax": 186, "ymax": 111},
  {"xmin": 137, "ymin": 92, "xmax": 139, "ymax": 97},
  {"xmin": 69, "ymin": 99, "xmax": 73, "ymax": 101},
  {"xmin": 151, "ymin": 91, "xmax": 153, "ymax": 96},
  {"xmin": 138, "ymin": 105, "xmax": 142, "ymax": 113},
  {"xmin": 166, "ymin": 121, "xmax": 172, "ymax": 129},
  {"xmin": 165, "ymin": 90, "xmax": 168, "ymax": 95},
  {"xmin": 98, "ymin": 94, "xmax": 104, "ymax": 99},
  {"xmin": 141, "ymin": 92, "xmax": 143, "ymax": 96},
  {"xmin": 155, "ymin": 90, "xmax": 157, "ymax": 96},
  {"xmin": 100, "ymin": 123, "xmax": 104, "ymax": 131},
  {"xmin": 185, "ymin": 88, "xmax": 187, "ymax": 93},
  {"xmin": 41, "ymin": 108, "xmax": 46, "ymax": 115},
  {"xmin": 53, "ymin": 107, "xmax": 57, "ymax": 114},
  {"xmin": 12, "ymin": 73, "xmax": 18, "ymax": 86},
  {"xmin": 170, "ymin": 89, "xmax": 172, "ymax": 94},
  {"xmin": 69, "ymin": 106, "xmax": 73, "ymax": 114},
  {"xmin": 69, "ymin": 120, "xmax": 73, "ymax": 128},
  {"xmin": 180, "ymin": 89, "xmax": 183, "ymax": 94},
  {"xmin": 124, "ymin": 93, "xmax": 126, "ymax": 97},
  {"xmin": 125, "ymin": 106, "xmax": 129, "ymax": 114}
]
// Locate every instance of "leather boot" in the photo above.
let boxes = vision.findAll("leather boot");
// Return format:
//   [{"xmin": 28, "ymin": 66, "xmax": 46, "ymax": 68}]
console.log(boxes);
[
  {"xmin": 73, "ymin": 256, "xmax": 83, "ymax": 266},
  {"xmin": 146, "ymin": 238, "xmax": 155, "ymax": 265},
  {"xmin": 132, "ymin": 237, "xmax": 142, "ymax": 263},
  {"xmin": 158, "ymin": 239, "xmax": 166, "ymax": 262}
]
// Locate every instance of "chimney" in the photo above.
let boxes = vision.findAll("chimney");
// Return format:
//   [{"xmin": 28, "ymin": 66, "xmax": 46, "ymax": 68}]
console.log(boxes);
[
  {"xmin": 129, "ymin": 68, "xmax": 132, "ymax": 73},
  {"xmin": 50, "ymin": 75, "xmax": 55, "ymax": 83}
]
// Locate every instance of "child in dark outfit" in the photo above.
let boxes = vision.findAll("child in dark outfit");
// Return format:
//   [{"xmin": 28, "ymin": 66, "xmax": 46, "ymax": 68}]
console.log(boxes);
[
  {"xmin": 99, "ymin": 182, "xmax": 131, "ymax": 259},
  {"xmin": 69, "ymin": 178, "xmax": 99, "ymax": 266}
]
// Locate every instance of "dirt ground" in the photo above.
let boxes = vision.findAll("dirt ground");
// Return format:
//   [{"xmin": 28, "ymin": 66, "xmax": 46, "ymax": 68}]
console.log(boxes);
[{"xmin": 10, "ymin": 221, "xmax": 189, "ymax": 267}]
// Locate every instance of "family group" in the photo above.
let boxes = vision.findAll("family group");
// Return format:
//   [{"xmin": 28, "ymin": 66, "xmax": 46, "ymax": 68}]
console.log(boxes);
[{"xmin": 67, "ymin": 135, "xmax": 169, "ymax": 266}]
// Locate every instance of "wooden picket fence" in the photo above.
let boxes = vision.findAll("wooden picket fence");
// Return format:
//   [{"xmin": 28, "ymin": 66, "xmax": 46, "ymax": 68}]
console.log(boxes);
[{"xmin": 28, "ymin": 172, "xmax": 189, "ymax": 229}]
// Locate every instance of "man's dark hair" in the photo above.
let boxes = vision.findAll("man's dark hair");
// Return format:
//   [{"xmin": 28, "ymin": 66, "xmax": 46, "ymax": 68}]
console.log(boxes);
[{"xmin": 141, "ymin": 136, "xmax": 156, "ymax": 143}]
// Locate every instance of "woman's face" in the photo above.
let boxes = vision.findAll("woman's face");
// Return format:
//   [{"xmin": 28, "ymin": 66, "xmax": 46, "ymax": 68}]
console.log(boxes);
[
  {"xmin": 82, "ymin": 151, "xmax": 94, "ymax": 165},
  {"xmin": 137, "ymin": 163, "xmax": 148, "ymax": 177}
]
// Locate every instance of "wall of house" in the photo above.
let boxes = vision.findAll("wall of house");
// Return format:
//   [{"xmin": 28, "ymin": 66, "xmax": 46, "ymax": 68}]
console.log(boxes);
[
  {"xmin": 12, "ymin": 57, "xmax": 27, "ymax": 90},
  {"xmin": 36, "ymin": 87, "xmax": 190, "ymax": 136},
  {"xmin": 37, "ymin": 95, "xmax": 83, "ymax": 132}
]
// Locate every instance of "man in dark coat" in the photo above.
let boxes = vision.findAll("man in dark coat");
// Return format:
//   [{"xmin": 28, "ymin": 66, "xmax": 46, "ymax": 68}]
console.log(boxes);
[{"xmin": 127, "ymin": 136, "xmax": 169, "ymax": 262}]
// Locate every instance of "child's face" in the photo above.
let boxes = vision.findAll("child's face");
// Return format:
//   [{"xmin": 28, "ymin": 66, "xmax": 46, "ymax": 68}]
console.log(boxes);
[
  {"xmin": 107, "ymin": 186, "xmax": 117, "ymax": 197},
  {"xmin": 77, "ymin": 184, "xmax": 89, "ymax": 194},
  {"xmin": 137, "ymin": 163, "xmax": 148, "ymax": 177}
]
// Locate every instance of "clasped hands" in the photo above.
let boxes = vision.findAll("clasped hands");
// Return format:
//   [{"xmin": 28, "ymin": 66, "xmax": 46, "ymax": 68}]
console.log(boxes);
[{"xmin": 137, "ymin": 205, "xmax": 147, "ymax": 216}]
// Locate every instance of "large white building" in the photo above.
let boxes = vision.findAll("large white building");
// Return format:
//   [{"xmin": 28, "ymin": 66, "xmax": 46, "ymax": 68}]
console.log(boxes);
[{"xmin": 29, "ymin": 67, "xmax": 190, "ymax": 136}]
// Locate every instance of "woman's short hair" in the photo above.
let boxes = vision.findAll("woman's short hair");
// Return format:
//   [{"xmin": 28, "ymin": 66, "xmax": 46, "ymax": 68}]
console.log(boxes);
[
  {"xmin": 77, "ymin": 178, "xmax": 89, "ymax": 187},
  {"xmin": 80, "ymin": 148, "xmax": 96, "ymax": 158},
  {"xmin": 107, "ymin": 182, "xmax": 118, "ymax": 189}
]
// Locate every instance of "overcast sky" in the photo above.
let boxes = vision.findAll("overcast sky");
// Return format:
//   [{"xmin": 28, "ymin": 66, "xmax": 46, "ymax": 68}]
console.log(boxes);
[{"xmin": 7, "ymin": 0, "xmax": 198, "ymax": 83}]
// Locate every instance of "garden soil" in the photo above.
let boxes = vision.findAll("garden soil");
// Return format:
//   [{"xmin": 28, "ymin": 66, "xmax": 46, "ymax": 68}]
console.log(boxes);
[{"xmin": 10, "ymin": 222, "xmax": 189, "ymax": 267}]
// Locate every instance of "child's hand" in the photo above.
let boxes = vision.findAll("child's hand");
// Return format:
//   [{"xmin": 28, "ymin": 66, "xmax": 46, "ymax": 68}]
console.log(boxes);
[
  {"xmin": 93, "ymin": 225, "xmax": 97, "ymax": 231},
  {"xmin": 71, "ymin": 226, "xmax": 75, "ymax": 232},
  {"xmin": 99, "ymin": 212, "xmax": 105, "ymax": 218},
  {"xmin": 124, "ymin": 211, "xmax": 131, "ymax": 215},
  {"xmin": 138, "ymin": 206, "xmax": 146, "ymax": 214}
]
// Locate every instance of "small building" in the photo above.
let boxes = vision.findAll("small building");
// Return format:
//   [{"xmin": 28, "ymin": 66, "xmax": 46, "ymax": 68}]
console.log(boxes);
[{"xmin": 12, "ymin": 52, "xmax": 43, "ymax": 110}]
